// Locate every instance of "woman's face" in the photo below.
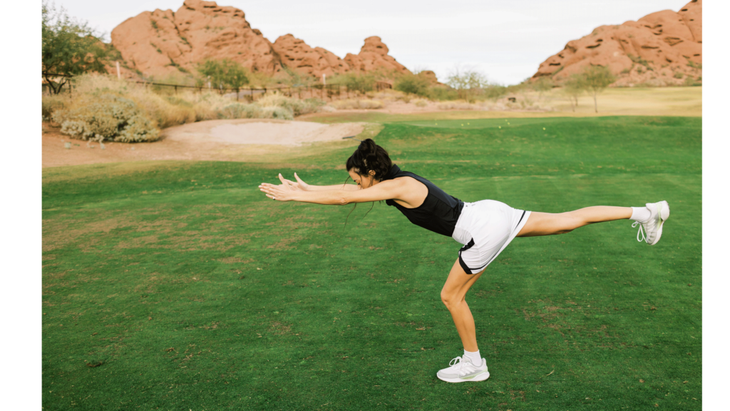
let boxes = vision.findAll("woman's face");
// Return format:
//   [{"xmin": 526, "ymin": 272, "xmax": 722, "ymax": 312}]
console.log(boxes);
[{"xmin": 348, "ymin": 168, "xmax": 378, "ymax": 189}]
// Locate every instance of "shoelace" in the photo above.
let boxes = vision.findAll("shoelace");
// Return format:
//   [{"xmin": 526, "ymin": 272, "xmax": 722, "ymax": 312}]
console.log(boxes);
[
  {"xmin": 448, "ymin": 356, "xmax": 463, "ymax": 367},
  {"xmin": 632, "ymin": 221, "xmax": 646, "ymax": 243}
]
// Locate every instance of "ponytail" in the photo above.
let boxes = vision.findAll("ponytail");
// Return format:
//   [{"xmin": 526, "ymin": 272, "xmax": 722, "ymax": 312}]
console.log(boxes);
[{"xmin": 345, "ymin": 138, "xmax": 392, "ymax": 180}]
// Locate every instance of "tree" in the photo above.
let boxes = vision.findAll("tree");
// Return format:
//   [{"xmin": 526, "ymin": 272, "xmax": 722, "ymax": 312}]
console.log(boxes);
[
  {"xmin": 563, "ymin": 74, "xmax": 585, "ymax": 112},
  {"xmin": 446, "ymin": 67, "xmax": 490, "ymax": 103},
  {"xmin": 42, "ymin": 1, "xmax": 109, "ymax": 94},
  {"xmin": 533, "ymin": 77, "xmax": 554, "ymax": 101},
  {"xmin": 197, "ymin": 59, "xmax": 249, "ymax": 97},
  {"xmin": 580, "ymin": 65, "xmax": 616, "ymax": 113}
]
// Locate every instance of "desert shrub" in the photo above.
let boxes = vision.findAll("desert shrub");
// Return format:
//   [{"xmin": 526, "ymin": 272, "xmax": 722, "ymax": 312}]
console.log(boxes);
[
  {"xmin": 219, "ymin": 103, "xmax": 259, "ymax": 119},
  {"xmin": 42, "ymin": 95, "xmax": 68, "ymax": 120},
  {"xmin": 259, "ymin": 95, "xmax": 326, "ymax": 116},
  {"xmin": 132, "ymin": 91, "xmax": 196, "ymax": 128},
  {"xmin": 329, "ymin": 99, "xmax": 384, "ymax": 110},
  {"xmin": 412, "ymin": 99, "xmax": 428, "ymax": 107},
  {"xmin": 52, "ymin": 93, "xmax": 159, "ymax": 142},
  {"xmin": 257, "ymin": 106, "xmax": 294, "ymax": 120},
  {"xmin": 394, "ymin": 74, "xmax": 430, "ymax": 97},
  {"xmin": 683, "ymin": 76, "xmax": 698, "ymax": 86},
  {"xmin": 427, "ymin": 87, "xmax": 459, "ymax": 101},
  {"xmin": 437, "ymin": 101, "xmax": 476, "ymax": 110}
]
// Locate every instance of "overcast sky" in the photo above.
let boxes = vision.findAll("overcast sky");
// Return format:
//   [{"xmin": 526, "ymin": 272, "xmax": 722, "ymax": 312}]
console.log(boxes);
[{"xmin": 54, "ymin": 0, "xmax": 693, "ymax": 85}]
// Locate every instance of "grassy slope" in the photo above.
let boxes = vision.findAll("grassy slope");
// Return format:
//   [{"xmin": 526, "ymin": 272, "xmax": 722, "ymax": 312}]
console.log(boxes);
[{"xmin": 42, "ymin": 116, "xmax": 701, "ymax": 410}]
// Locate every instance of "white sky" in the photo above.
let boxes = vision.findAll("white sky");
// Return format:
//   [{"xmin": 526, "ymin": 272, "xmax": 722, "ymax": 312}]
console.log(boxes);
[{"xmin": 54, "ymin": 0, "xmax": 692, "ymax": 85}]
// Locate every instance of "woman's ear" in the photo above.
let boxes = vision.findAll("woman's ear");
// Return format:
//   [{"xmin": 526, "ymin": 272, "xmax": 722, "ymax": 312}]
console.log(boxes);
[{"xmin": 368, "ymin": 170, "xmax": 376, "ymax": 176}]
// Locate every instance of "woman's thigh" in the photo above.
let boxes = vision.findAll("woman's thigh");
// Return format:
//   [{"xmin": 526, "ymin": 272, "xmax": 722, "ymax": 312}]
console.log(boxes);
[
  {"xmin": 441, "ymin": 258, "xmax": 485, "ymax": 302},
  {"xmin": 517, "ymin": 211, "xmax": 576, "ymax": 237}
]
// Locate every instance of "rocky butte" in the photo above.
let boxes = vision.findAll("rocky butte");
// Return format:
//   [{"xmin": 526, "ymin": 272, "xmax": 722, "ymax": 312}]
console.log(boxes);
[
  {"xmin": 532, "ymin": 0, "xmax": 701, "ymax": 86},
  {"xmin": 111, "ymin": 0, "xmax": 411, "ymax": 80}
]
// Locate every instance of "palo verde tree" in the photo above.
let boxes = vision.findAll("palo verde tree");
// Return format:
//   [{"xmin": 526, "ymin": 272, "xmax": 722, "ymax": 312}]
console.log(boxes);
[
  {"xmin": 533, "ymin": 76, "xmax": 554, "ymax": 101},
  {"xmin": 197, "ymin": 59, "xmax": 249, "ymax": 98},
  {"xmin": 42, "ymin": 1, "xmax": 109, "ymax": 94},
  {"xmin": 581, "ymin": 65, "xmax": 616, "ymax": 113},
  {"xmin": 563, "ymin": 74, "xmax": 586, "ymax": 112},
  {"xmin": 446, "ymin": 67, "xmax": 490, "ymax": 103}
]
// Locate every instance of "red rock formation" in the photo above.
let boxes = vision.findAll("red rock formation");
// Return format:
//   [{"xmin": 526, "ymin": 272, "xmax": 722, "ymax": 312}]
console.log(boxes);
[
  {"xmin": 532, "ymin": 0, "xmax": 701, "ymax": 86},
  {"xmin": 344, "ymin": 36, "xmax": 411, "ymax": 74},
  {"xmin": 111, "ymin": 0, "xmax": 284, "ymax": 79},
  {"xmin": 110, "ymin": 1, "xmax": 412, "ymax": 81},
  {"xmin": 271, "ymin": 34, "xmax": 349, "ymax": 78}
]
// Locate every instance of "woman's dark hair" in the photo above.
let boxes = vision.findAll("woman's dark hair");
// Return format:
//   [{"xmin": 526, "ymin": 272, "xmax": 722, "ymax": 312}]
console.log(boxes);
[
  {"xmin": 345, "ymin": 138, "xmax": 392, "ymax": 180},
  {"xmin": 343, "ymin": 139, "xmax": 392, "ymax": 228}
]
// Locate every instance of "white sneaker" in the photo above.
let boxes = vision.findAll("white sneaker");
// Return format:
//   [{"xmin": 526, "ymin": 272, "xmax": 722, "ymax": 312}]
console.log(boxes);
[
  {"xmin": 632, "ymin": 200, "xmax": 670, "ymax": 245},
  {"xmin": 436, "ymin": 356, "xmax": 490, "ymax": 383}
]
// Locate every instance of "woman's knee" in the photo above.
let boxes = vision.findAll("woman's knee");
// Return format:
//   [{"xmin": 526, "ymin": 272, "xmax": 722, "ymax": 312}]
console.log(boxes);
[{"xmin": 440, "ymin": 288, "xmax": 464, "ymax": 309}]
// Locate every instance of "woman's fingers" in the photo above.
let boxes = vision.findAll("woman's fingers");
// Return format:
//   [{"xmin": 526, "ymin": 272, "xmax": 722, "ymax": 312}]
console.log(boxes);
[
  {"xmin": 259, "ymin": 175, "xmax": 296, "ymax": 201},
  {"xmin": 294, "ymin": 172, "xmax": 309, "ymax": 190}
]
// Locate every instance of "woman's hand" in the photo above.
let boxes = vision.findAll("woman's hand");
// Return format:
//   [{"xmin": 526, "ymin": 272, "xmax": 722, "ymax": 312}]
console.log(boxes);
[
  {"xmin": 293, "ymin": 173, "xmax": 310, "ymax": 191},
  {"xmin": 258, "ymin": 174, "xmax": 297, "ymax": 202},
  {"xmin": 276, "ymin": 172, "xmax": 309, "ymax": 191}
]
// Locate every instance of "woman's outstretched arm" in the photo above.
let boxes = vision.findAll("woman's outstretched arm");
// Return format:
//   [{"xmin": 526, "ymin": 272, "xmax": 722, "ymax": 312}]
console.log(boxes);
[{"xmin": 259, "ymin": 174, "xmax": 410, "ymax": 205}]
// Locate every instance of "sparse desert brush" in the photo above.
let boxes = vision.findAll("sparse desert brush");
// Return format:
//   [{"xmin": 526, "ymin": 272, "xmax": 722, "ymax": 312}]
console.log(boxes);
[
  {"xmin": 437, "ymin": 101, "xmax": 476, "ymax": 110},
  {"xmin": 330, "ymin": 99, "xmax": 384, "ymax": 110},
  {"xmin": 372, "ymin": 89, "xmax": 404, "ymax": 102},
  {"xmin": 52, "ymin": 93, "xmax": 159, "ymax": 142},
  {"xmin": 256, "ymin": 92, "xmax": 324, "ymax": 116},
  {"xmin": 412, "ymin": 99, "xmax": 429, "ymax": 107}
]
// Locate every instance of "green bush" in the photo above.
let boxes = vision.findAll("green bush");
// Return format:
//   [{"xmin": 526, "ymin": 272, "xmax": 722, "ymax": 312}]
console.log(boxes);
[
  {"xmin": 394, "ymin": 74, "xmax": 430, "ymax": 97},
  {"xmin": 52, "ymin": 93, "xmax": 159, "ymax": 142},
  {"xmin": 329, "ymin": 73, "xmax": 376, "ymax": 93}
]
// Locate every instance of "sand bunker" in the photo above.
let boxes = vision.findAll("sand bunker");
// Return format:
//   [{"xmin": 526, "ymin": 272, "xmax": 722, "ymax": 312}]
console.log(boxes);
[{"xmin": 163, "ymin": 119, "xmax": 365, "ymax": 146}]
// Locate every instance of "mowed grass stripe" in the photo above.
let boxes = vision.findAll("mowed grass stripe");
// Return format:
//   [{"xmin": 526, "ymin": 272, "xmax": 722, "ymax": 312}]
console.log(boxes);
[{"xmin": 43, "ymin": 116, "xmax": 700, "ymax": 410}]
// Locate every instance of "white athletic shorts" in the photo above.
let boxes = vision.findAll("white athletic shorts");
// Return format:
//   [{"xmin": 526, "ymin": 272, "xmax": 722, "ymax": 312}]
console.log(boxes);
[{"xmin": 451, "ymin": 200, "xmax": 531, "ymax": 274}]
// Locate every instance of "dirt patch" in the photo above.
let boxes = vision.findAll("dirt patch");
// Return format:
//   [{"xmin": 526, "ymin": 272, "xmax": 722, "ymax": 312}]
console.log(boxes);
[{"xmin": 43, "ymin": 119, "xmax": 365, "ymax": 168}]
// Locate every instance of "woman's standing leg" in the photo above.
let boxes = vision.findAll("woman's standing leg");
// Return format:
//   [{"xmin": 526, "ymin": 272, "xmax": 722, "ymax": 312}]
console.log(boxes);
[
  {"xmin": 440, "ymin": 259, "xmax": 483, "ymax": 351},
  {"xmin": 436, "ymin": 259, "xmax": 490, "ymax": 383}
]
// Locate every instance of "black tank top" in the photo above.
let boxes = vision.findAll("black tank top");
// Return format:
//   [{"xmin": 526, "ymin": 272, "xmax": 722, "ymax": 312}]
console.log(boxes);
[{"xmin": 382, "ymin": 164, "xmax": 464, "ymax": 237}]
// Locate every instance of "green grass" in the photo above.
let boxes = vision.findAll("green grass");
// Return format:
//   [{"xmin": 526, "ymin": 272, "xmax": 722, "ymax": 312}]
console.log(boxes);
[{"xmin": 43, "ymin": 116, "xmax": 701, "ymax": 410}]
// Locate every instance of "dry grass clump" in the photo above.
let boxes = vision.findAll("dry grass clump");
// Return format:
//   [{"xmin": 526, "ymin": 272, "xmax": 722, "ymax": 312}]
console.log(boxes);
[
  {"xmin": 437, "ymin": 101, "xmax": 478, "ymax": 110},
  {"xmin": 412, "ymin": 99, "xmax": 429, "ymax": 107},
  {"xmin": 256, "ymin": 92, "xmax": 325, "ymax": 116},
  {"xmin": 329, "ymin": 99, "xmax": 384, "ymax": 110}
]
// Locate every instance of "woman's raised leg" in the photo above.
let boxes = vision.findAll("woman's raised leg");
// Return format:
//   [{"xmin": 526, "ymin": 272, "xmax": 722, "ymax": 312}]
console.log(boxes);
[
  {"xmin": 517, "ymin": 201, "xmax": 670, "ymax": 244},
  {"xmin": 517, "ymin": 206, "xmax": 632, "ymax": 237}
]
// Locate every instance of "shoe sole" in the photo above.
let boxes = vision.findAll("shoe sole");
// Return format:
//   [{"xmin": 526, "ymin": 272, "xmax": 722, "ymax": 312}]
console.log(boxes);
[
  {"xmin": 648, "ymin": 201, "xmax": 670, "ymax": 245},
  {"xmin": 437, "ymin": 370, "xmax": 490, "ymax": 383}
]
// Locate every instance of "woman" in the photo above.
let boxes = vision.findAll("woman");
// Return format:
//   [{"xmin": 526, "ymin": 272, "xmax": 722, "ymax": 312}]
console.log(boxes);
[{"xmin": 258, "ymin": 139, "xmax": 669, "ymax": 383}]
